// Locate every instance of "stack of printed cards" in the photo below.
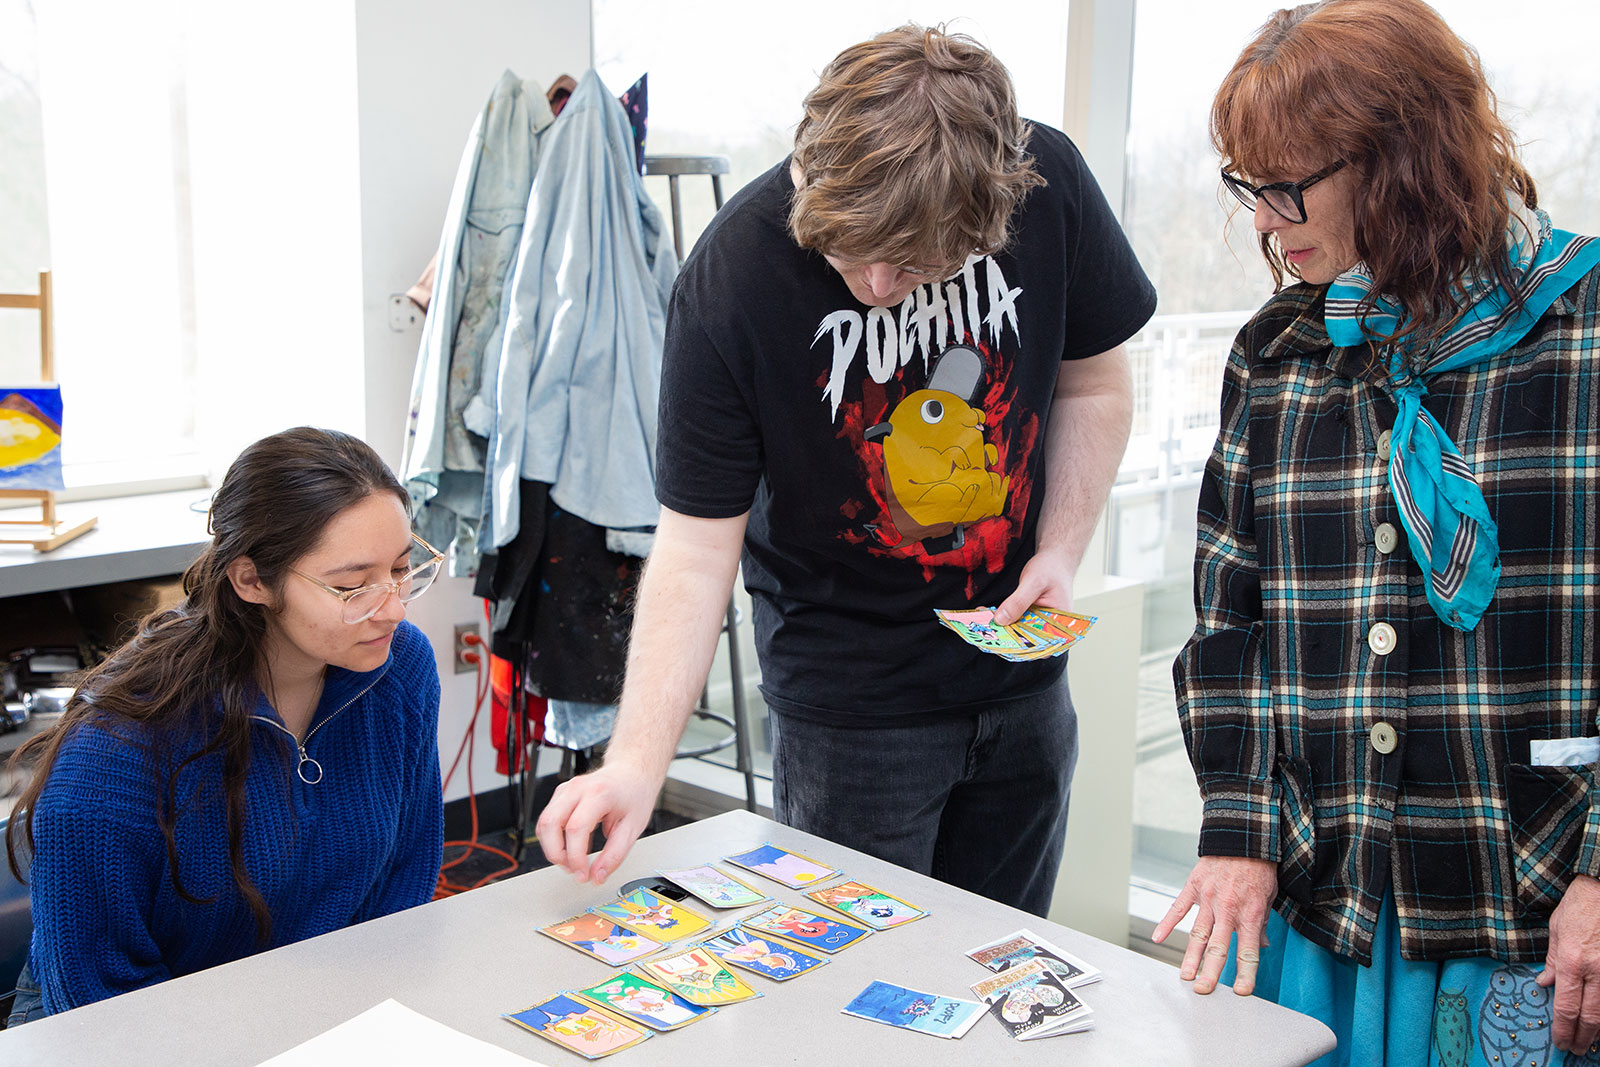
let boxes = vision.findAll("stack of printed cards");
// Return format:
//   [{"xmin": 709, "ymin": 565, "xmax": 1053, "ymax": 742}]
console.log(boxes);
[
  {"xmin": 969, "ymin": 959, "xmax": 1094, "ymax": 1040},
  {"xmin": 504, "ymin": 993, "xmax": 654, "ymax": 1060},
  {"xmin": 699, "ymin": 926, "xmax": 830, "ymax": 981},
  {"xmin": 804, "ymin": 880, "xmax": 927, "ymax": 930},
  {"xmin": 518, "ymin": 843, "xmax": 919, "ymax": 1058},
  {"xmin": 966, "ymin": 928, "xmax": 1102, "ymax": 989},
  {"xmin": 590, "ymin": 887, "xmax": 713, "ymax": 945},
  {"xmin": 656, "ymin": 863, "xmax": 771, "ymax": 909},
  {"xmin": 934, "ymin": 606, "xmax": 1096, "ymax": 661},
  {"xmin": 635, "ymin": 947, "xmax": 764, "ymax": 1006},
  {"xmin": 574, "ymin": 972, "xmax": 716, "ymax": 1032},
  {"xmin": 841, "ymin": 980, "xmax": 985, "ymax": 1040},
  {"xmin": 741, "ymin": 904, "xmax": 872, "ymax": 953},
  {"xmin": 722, "ymin": 842, "xmax": 841, "ymax": 888},
  {"xmin": 538, "ymin": 912, "xmax": 660, "ymax": 967}
]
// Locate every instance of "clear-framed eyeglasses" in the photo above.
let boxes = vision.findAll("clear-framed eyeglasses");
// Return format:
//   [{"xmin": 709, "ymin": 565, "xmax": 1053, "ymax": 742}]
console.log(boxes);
[{"xmin": 291, "ymin": 533, "xmax": 444, "ymax": 623}]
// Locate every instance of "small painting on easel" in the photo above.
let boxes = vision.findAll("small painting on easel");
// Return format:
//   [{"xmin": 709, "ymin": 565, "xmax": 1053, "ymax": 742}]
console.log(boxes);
[{"xmin": 0, "ymin": 385, "xmax": 65, "ymax": 490}]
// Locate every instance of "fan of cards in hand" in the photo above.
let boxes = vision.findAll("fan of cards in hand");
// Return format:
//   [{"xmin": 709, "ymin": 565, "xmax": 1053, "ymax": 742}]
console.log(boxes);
[{"xmin": 934, "ymin": 606, "xmax": 1096, "ymax": 662}]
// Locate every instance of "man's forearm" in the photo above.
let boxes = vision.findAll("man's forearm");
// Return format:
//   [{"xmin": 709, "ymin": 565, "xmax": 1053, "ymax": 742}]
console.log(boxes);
[
  {"xmin": 1034, "ymin": 346, "xmax": 1135, "ymax": 569},
  {"xmin": 603, "ymin": 509, "xmax": 748, "ymax": 782}
]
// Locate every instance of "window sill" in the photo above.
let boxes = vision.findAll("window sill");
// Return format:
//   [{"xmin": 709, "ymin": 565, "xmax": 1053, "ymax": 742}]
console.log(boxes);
[
  {"xmin": 57, "ymin": 452, "xmax": 208, "ymax": 503},
  {"xmin": 0, "ymin": 454, "xmax": 208, "ymax": 512}
]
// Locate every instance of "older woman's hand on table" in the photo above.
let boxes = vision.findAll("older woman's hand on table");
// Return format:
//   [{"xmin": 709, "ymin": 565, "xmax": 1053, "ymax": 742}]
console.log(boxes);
[
  {"xmin": 1153, "ymin": 856, "xmax": 1278, "ymax": 996},
  {"xmin": 1538, "ymin": 873, "xmax": 1600, "ymax": 1056}
]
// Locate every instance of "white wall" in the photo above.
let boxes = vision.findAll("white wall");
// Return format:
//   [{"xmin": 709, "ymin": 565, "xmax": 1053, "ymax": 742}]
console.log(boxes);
[{"xmin": 352, "ymin": 0, "xmax": 592, "ymax": 801}]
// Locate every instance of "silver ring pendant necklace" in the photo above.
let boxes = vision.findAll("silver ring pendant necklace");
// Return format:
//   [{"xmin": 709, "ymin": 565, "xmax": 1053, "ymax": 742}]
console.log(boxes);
[{"xmin": 296, "ymin": 749, "xmax": 324, "ymax": 785}]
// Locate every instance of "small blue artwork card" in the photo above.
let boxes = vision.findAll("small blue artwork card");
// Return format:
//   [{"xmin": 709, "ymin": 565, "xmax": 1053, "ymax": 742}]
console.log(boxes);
[
  {"xmin": 741, "ymin": 904, "xmax": 871, "ymax": 954},
  {"xmin": 841, "ymin": 980, "xmax": 985, "ymax": 1039},
  {"xmin": 722, "ymin": 842, "xmax": 839, "ymax": 888},
  {"xmin": 0, "ymin": 386, "xmax": 64, "ymax": 490},
  {"xmin": 589, "ymin": 887, "xmax": 712, "ymax": 943},
  {"xmin": 700, "ymin": 926, "xmax": 829, "ymax": 981},
  {"xmin": 502, "ymin": 992, "xmax": 653, "ymax": 1059}
]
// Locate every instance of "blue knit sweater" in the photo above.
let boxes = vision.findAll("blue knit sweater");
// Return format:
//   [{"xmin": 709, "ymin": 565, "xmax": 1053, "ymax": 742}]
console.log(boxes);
[{"xmin": 25, "ymin": 619, "xmax": 444, "ymax": 1014}]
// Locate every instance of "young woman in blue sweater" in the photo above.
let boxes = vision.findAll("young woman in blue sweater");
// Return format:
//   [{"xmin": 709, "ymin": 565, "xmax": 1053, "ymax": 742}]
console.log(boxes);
[{"xmin": 5, "ymin": 427, "xmax": 446, "ymax": 1022}]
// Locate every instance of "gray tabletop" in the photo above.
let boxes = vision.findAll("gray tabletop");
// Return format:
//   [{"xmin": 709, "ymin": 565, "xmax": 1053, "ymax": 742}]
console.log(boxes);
[
  {"xmin": 0, "ymin": 489, "xmax": 209, "ymax": 597},
  {"xmin": 0, "ymin": 810, "xmax": 1334, "ymax": 1065}
]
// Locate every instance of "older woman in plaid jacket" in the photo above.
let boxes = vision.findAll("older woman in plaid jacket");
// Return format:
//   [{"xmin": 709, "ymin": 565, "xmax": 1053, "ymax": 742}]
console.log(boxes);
[{"xmin": 1153, "ymin": 3, "xmax": 1600, "ymax": 1065}]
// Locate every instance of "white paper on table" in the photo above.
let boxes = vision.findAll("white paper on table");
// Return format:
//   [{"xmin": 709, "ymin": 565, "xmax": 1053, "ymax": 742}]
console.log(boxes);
[{"xmin": 255, "ymin": 999, "xmax": 548, "ymax": 1067}]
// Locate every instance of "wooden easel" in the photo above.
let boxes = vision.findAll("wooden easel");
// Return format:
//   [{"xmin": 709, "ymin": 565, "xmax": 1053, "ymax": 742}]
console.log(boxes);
[{"xmin": 0, "ymin": 270, "xmax": 97, "ymax": 552}]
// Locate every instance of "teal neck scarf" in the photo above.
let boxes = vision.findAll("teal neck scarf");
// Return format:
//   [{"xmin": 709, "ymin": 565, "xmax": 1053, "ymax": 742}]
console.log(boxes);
[{"xmin": 1324, "ymin": 200, "xmax": 1600, "ymax": 631}]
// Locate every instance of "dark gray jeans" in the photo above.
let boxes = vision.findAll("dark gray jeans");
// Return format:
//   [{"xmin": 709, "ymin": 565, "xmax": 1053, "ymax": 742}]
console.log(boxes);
[{"xmin": 769, "ymin": 678, "xmax": 1078, "ymax": 918}]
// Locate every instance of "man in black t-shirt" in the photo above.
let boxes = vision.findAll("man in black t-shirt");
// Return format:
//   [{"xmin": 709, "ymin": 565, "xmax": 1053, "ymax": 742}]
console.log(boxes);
[{"xmin": 537, "ymin": 25, "xmax": 1155, "ymax": 915}]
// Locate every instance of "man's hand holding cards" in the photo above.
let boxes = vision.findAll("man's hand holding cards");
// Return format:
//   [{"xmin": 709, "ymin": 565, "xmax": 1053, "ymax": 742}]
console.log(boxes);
[{"xmin": 935, "ymin": 605, "xmax": 1095, "ymax": 662}]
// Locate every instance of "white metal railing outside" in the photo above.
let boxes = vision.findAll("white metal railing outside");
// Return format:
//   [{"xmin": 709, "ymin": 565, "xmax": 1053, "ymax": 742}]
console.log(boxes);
[{"xmin": 1116, "ymin": 309, "xmax": 1251, "ymax": 496}]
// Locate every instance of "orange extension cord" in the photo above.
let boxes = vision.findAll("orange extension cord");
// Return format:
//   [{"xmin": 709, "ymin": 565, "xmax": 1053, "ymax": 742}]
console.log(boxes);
[{"xmin": 433, "ymin": 615, "xmax": 521, "ymax": 898}]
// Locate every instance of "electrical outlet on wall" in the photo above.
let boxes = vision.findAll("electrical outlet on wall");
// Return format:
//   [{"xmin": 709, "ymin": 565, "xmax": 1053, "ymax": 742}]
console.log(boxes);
[{"xmin": 453, "ymin": 622, "xmax": 482, "ymax": 674}]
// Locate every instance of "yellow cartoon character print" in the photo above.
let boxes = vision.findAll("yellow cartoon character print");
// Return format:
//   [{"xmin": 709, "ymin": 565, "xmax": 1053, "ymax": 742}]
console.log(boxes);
[{"xmin": 864, "ymin": 345, "xmax": 1009, "ymax": 546}]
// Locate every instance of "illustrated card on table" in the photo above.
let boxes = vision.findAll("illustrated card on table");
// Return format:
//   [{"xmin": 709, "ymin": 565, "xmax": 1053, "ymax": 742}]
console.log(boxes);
[
  {"xmin": 503, "ymin": 993, "xmax": 652, "ymax": 1059},
  {"xmin": 970, "ymin": 958, "xmax": 1095, "ymax": 1040},
  {"xmin": 722, "ymin": 842, "xmax": 840, "ymax": 888},
  {"xmin": 740, "ymin": 904, "xmax": 871, "ymax": 953},
  {"xmin": 804, "ymin": 880, "xmax": 927, "ymax": 930},
  {"xmin": 540, "ymin": 911, "xmax": 659, "ymax": 966},
  {"xmin": 656, "ymin": 863, "xmax": 771, "ymax": 909},
  {"xmin": 841, "ymin": 980, "xmax": 985, "ymax": 1040},
  {"xmin": 637, "ymin": 946, "xmax": 764, "ymax": 1006},
  {"xmin": 573, "ymin": 971, "xmax": 716, "ymax": 1032},
  {"xmin": 699, "ymin": 925, "xmax": 830, "ymax": 981},
  {"xmin": 965, "ymin": 927, "xmax": 1102, "ymax": 988},
  {"xmin": 589, "ymin": 887, "xmax": 712, "ymax": 943}
]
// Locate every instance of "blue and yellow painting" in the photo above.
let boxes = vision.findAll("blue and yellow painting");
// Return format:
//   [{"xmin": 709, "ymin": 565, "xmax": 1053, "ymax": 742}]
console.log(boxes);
[{"xmin": 0, "ymin": 386, "xmax": 64, "ymax": 490}]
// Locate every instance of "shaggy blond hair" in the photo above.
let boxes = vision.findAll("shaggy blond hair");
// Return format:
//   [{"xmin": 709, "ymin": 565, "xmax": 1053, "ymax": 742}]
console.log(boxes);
[{"xmin": 790, "ymin": 24, "xmax": 1043, "ymax": 278}]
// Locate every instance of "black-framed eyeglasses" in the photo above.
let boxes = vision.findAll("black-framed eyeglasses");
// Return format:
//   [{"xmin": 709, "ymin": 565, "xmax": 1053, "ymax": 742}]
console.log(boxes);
[{"xmin": 1220, "ymin": 160, "xmax": 1347, "ymax": 224}]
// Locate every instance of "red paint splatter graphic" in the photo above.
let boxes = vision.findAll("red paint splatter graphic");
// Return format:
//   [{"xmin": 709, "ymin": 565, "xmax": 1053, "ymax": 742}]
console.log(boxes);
[{"xmin": 826, "ymin": 331, "xmax": 1038, "ymax": 582}]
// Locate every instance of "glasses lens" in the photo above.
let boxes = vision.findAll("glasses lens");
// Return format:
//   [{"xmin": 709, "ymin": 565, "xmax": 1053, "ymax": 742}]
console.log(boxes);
[
  {"xmin": 343, "ymin": 587, "xmax": 389, "ymax": 624},
  {"xmin": 1223, "ymin": 175, "xmax": 1257, "ymax": 211},
  {"xmin": 400, "ymin": 559, "xmax": 441, "ymax": 603},
  {"xmin": 1261, "ymin": 189, "xmax": 1305, "ymax": 223}
]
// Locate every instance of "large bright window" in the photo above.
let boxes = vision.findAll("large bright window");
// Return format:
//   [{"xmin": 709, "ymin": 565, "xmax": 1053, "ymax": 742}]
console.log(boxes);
[
  {"xmin": 30, "ymin": 0, "xmax": 197, "ymax": 478},
  {"xmin": 5, "ymin": 1, "xmax": 370, "ymax": 491},
  {"xmin": 0, "ymin": 1, "xmax": 52, "ymax": 383}
]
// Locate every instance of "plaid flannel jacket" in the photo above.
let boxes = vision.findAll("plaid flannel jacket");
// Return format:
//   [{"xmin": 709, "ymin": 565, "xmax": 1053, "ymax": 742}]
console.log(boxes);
[{"xmin": 1175, "ymin": 268, "xmax": 1600, "ymax": 965}]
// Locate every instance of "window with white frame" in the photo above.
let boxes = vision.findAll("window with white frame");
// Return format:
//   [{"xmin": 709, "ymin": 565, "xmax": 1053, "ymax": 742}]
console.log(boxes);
[
  {"xmin": 27, "ymin": 0, "xmax": 199, "ymax": 480},
  {"xmin": 0, "ymin": 1, "xmax": 52, "ymax": 383},
  {"xmin": 5, "ymin": 0, "xmax": 373, "ymax": 493}
]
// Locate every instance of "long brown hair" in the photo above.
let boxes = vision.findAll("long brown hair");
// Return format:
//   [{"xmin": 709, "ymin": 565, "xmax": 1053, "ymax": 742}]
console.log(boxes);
[
  {"xmin": 5, "ymin": 427, "xmax": 408, "ymax": 944},
  {"xmin": 789, "ymin": 23, "xmax": 1045, "ymax": 280},
  {"xmin": 1212, "ymin": 0, "xmax": 1536, "ymax": 349}
]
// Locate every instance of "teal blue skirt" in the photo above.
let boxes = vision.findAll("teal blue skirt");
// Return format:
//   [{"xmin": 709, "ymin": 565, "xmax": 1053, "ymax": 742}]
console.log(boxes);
[{"xmin": 1220, "ymin": 895, "xmax": 1599, "ymax": 1067}]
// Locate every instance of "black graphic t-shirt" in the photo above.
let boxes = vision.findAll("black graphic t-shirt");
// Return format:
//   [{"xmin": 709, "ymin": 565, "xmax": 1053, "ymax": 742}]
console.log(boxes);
[{"xmin": 657, "ymin": 124, "xmax": 1155, "ymax": 724}]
